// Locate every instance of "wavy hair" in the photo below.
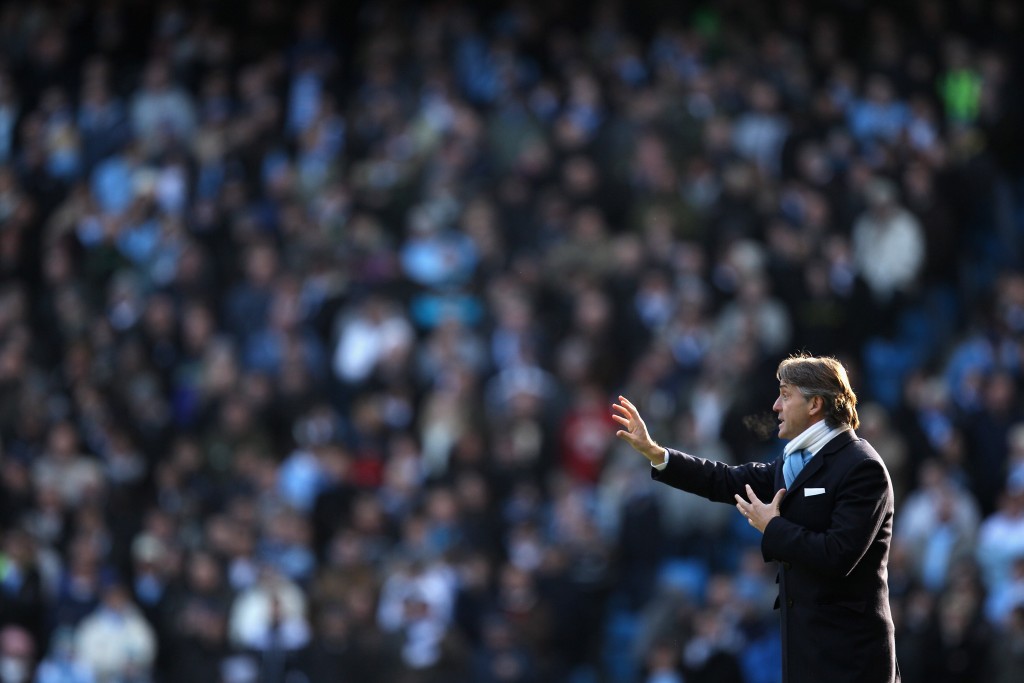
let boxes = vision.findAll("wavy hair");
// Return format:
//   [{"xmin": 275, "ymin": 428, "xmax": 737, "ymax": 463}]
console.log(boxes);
[{"xmin": 776, "ymin": 352, "xmax": 859, "ymax": 430}]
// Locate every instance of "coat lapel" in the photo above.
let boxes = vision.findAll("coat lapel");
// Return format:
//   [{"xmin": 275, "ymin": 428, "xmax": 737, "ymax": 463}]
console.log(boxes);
[
  {"xmin": 787, "ymin": 450, "xmax": 824, "ymax": 492},
  {"xmin": 782, "ymin": 430, "xmax": 856, "ymax": 501}
]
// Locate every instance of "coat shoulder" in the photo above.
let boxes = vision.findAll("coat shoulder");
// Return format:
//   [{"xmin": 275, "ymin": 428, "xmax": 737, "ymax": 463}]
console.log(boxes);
[
  {"xmin": 826, "ymin": 431, "xmax": 879, "ymax": 458},
  {"xmin": 831, "ymin": 434, "xmax": 894, "ymax": 486},
  {"xmin": 828, "ymin": 433, "xmax": 888, "ymax": 469}
]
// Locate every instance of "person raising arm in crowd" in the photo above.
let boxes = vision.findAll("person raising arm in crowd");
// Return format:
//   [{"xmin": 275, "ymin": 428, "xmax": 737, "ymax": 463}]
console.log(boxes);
[{"xmin": 613, "ymin": 352, "xmax": 900, "ymax": 683}]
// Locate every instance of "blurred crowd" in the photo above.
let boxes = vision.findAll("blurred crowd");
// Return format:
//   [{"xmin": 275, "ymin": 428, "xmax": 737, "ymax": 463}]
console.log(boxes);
[{"xmin": 1, "ymin": 0, "xmax": 1024, "ymax": 682}]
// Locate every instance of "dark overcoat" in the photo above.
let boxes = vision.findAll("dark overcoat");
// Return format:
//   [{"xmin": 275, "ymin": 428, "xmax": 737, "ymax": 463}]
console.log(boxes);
[{"xmin": 653, "ymin": 430, "xmax": 899, "ymax": 683}]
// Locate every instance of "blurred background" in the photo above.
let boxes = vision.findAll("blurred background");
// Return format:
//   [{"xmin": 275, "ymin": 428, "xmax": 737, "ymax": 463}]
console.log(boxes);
[{"xmin": 0, "ymin": 0, "xmax": 1023, "ymax": 682}]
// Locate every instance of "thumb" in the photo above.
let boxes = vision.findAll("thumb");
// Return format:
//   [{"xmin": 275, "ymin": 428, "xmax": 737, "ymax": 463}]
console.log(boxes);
[{"xmin": 772, "ymin": 488, "xmax": 787, "ymax": 507}]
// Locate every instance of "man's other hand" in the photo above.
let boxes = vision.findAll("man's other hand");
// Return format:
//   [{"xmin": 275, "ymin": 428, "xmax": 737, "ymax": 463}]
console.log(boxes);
[{"xmin": 735, "ymin": 484, "xmax": 786, "ymax": 533}]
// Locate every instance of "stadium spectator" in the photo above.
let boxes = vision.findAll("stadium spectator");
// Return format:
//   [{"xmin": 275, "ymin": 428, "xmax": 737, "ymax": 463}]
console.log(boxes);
[{"xmin": 73, "ymin": 582, "xmax": 157, "ymax": 683}]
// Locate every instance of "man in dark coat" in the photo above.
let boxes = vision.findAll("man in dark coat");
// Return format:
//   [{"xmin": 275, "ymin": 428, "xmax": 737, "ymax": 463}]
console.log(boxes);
[{"xmin": 612, "ymin": 353, "xmax": 900, "ymax": 683}]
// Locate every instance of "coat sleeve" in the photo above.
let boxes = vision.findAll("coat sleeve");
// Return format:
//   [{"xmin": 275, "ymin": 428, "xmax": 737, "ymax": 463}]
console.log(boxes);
[
  {"xmin": 652, "ymin": 448, "xmax": 779, "ymax": 505},
  {"xmin": 760, "ymin": 457, "xmax": 890, "ymax": 577}
]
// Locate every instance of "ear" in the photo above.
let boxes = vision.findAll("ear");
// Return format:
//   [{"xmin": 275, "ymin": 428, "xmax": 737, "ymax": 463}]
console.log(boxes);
[{"xmin": 809, "ymin": 395, "xmax": 824, "ymax": 415}]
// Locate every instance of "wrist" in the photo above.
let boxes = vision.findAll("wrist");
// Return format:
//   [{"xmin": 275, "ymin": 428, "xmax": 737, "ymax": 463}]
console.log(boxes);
[{"xmin": 647, "ymin": 445, "xmax": 667, "ymax": 465}]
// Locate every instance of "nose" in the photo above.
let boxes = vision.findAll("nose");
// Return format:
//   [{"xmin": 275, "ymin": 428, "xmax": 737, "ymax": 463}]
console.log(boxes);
[{"xmin": 772, "ymin": 396, "xmax": 782, "ymax": 412}]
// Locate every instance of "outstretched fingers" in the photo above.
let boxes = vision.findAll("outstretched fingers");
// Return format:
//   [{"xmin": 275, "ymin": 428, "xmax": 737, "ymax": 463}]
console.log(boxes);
[
  {"xmin": 617, "ymin": 395, "xmax": 639, "ymax": 416},
  {"xmin": 734, "ymin": 485, "xmax": 786, "ymax": 531},
  {"xmin": 744, "ymin": 484, "xmax": 762, "ymax": 504},
  {"xmin": 734, "ymin": 493, "xmax": 750, "ymax": 518},
  {"xmin": 611, "ymin": 396, "xmax": 639, "ymax": 433}
]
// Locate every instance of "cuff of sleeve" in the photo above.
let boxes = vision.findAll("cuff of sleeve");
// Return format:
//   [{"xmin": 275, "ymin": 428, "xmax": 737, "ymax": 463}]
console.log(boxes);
[
  {"xmin": 651, "ymin": 449, "xmax": 669, "ymax": 470},
  {"xmin": 761, "ymin": 515, "xmax": 783, "ymax": 562}
]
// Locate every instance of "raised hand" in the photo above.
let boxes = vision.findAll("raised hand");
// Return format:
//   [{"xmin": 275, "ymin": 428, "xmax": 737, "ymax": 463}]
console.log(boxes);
[{"xmin": 611, "ymin": 395, "xmax": 666, "ymax": 465}]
